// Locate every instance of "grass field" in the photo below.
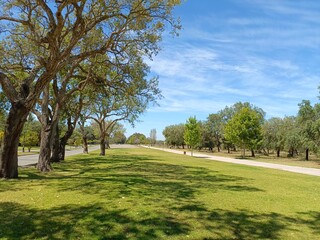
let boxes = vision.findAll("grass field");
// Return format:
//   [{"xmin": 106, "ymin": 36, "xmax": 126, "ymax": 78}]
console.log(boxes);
[{"xmin": 1, "ymin": 147, "xmax": 320, "ymax": 239}]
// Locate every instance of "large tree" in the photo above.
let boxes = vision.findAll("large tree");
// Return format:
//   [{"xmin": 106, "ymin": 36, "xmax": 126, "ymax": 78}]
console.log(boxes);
[
  {"xmin": 205, "ymin": 113, "xmax": 225, "ymax": 152},
  {"xmin": 163, "ymin": 124, "xmax": 185, "ymax": 148},
  {"xmin": 262, "ymin": 117, "xmax": 286, "ymax": 157},
  {"xmin": 149, "ymin": 129, "xmax": 157, "ymax": 146},
  {"xmin": 0, "ymin": 0, "xmax": 180, "ymax": 178},
  {"xmin": 224, "ymin": 107, "xmax": 263, "ymax": 157},
  {"xmin": 297, "ymin": 100, "xmax": 320, "ymax": 160}
]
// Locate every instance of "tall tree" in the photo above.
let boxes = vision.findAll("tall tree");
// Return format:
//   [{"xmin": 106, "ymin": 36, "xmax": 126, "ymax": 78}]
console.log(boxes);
[
  {"xmin": 297, "ymin": 100, "xmax": 320, "ymax": 160},
  {"xmin": 205, "ymin": 113, "xmax": 224, "ymax": 152},
  {"xmin": 150, "ymin": 129, "xmax": 157, "ymax": 146},
  {"xmin": 0, "ymin": 0, "xmax": 180, "ymax": 178},
  {"xmin": 262, "ymin": 117, "xmax": 286, "ymax": 157},
  {"xmin": 184, "ymin": 116, "xmax": 201, "ymax": 156}
]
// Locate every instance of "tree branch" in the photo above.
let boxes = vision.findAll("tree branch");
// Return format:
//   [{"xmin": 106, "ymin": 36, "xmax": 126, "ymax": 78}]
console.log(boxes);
[{"xmin": 0, "ymin": 72, "xmax": 19, "ymax": 103}]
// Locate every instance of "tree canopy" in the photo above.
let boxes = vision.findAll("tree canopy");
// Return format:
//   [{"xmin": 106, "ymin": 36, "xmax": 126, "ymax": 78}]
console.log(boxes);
[{"xmin": 0, "ymin": 0, "xmax": 181, "ymax": 178}]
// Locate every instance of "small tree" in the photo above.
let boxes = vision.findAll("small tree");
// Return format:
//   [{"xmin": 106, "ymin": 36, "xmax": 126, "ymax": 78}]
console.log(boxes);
[
  {"xmin": 184, "ymin": 116, "xmax": 201, "ymax": 156},
  {"xmin": 127, "ymin": 133, "xmax": 147, "ymax": 145}
]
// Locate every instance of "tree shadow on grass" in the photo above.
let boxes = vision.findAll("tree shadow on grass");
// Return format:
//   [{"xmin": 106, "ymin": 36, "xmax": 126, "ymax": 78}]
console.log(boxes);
[
  {"xmin": 44, "ymin": 155, "xmax": 264, "ymax": 202},
  {"xmin": 1, "ymin": 201, "xmax": 319, "ymax": 239},
  {"xmin": 173, "ymin": 203, "xmax": 320, "ymax": 239},
  {"xmin": 0, "ymin": 202, "xmax": 189, "ymax": 240}
]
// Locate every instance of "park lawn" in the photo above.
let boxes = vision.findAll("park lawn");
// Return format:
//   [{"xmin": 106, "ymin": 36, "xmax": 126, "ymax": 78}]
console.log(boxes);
[{"xmin": 1, "ymin": 147, "xmax": 320, "ymax": 239}]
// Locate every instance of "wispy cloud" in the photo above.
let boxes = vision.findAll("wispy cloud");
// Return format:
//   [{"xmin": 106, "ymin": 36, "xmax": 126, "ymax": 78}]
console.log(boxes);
[{"xmin": 146, "ymin": 0, "xmax": 320, "ymax": 121}]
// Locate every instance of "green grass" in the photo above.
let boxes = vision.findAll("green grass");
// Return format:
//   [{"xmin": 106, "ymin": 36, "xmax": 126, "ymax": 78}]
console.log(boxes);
[{"xmin": 1, "ymin": 147, "xmax": 320, "ymax": 239}]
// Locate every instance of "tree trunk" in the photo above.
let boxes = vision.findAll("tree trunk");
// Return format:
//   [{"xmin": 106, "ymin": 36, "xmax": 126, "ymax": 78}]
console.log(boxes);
[
  {"xmin": 306, "ymin": 148, "xmax": 309, "ymax": 161},
  {"xmin": 106, "ymin": 137, "xmax": 110, "ymax": 149},
  {"xmin": 0, "ymin": 103, "xmax": 29, "ymax": 178},
  {"xmin": 100, "ymin": 138, "xmax": 106, "ymax": 156},
  {"xmin": 82, "ymin": 136, "xmax": 88, "ymax": 154},
  {"xmin": 277, "ymin": 149, "xmax": 280, "ymax": 157},
  {"xmin": 37, "ymin": 125, "xmax": 53, "ymax": 172},
  {"xmin": 251, "ymin": 149, "xmax": 255, "ymax": 157},
  {"xmin": 58, "ymin": 141, "xmax": 67, "ymax": 161},
  {"xmin": 50, "ymin": 123, "xmax": 61, "ymax": 163}
]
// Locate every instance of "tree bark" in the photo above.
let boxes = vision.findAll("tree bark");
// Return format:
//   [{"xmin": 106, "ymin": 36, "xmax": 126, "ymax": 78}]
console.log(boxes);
[
  {"xmin": 36, "ymin": 83, "xmax": 57, "ymax": 171},
  {"xmin": 100, "ymin": 138, "xmax": 106, "ymax": 156},
  {"xmin": 277, "ymin": 149, "xmax": 280, "ymax": 158},
  {"xmin": 50, "ymin": 124, "xmax": 61, "ymax": 163},
  {"xmin": 37, "ymin": 125, "xmax": 53, "ymax": 172},
  {"xmin": 82, "ymin": 136, "xmax": 88, "ymax": 154},
  {"xmin": 251, "ymin": 149, "xmax": 255, "ymax": 157},
  {"xmin": 0, "ymin": 102, "xmax": 29, "ymax": 178},
  {"xmin": 306, "ymin": 148, "xmax": 309, "ymax": 161},
  {"xmin": 59, "ymin": 127, "xmax": 74, "ymax": 161}
]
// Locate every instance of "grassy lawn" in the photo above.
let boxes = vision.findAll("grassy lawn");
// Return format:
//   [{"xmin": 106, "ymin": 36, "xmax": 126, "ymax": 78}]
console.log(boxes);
[
  {"xmin": 1, "ymin": 147, "xmax": 320, "ymax": 239},
  {"xmin": 17, "ymin": 147, "xmax": 40, "ymax": 156}
]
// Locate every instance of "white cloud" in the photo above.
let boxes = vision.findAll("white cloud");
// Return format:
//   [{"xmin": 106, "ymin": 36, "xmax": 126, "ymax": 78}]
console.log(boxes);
[{"xmin": 144, "ymin": 0, "xmax": 320, "ymax": 118}]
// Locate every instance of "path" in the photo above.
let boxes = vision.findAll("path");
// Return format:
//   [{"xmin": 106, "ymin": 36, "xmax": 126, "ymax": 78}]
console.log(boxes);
[
  {"xmin": 18, "ymin": 145, "xmax": 100, "ymax": 167},
  {"xmin": 142, "ymin": 146, "xmax": 320, "ymax": 177}
]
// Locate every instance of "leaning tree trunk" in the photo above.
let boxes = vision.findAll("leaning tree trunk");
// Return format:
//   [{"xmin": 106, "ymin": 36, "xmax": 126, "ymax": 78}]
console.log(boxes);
[
  {"xmin": 82, "ymin": 136, "xmax": 88, "ymax": 154},
  {"xmin": 56, "ymin": 133, "xmax": 72, "ymax": 161},
  {"xmin": 36, "ymin": 83, "xmax": 57, "ymax": 172},
  {"xmin": 58, "ymin": 118, "xmax": 78, "ymax": 161},
  {"xmin": 37, "ymin": 124, "xmax": 53, "ymax": 172},
  {"xmin": 0, "ymin": 103, "xmax": 29, "ymax": 178}
]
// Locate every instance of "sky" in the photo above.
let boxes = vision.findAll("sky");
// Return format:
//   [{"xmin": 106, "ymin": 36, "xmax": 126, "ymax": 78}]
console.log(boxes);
[{"xmin": 124, "ymin": 0, "xmax": 320, "ymax": 140}]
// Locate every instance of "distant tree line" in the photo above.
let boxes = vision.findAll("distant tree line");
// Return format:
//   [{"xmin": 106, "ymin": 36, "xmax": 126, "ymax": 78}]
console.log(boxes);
[{"xmin": 163, "ymin": 101, "xmax": 320, "ymax": 160}]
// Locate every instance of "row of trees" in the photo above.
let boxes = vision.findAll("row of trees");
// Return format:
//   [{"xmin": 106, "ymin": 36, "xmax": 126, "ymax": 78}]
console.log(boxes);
[
  {"xmin": 0, "ymin": 0, "xmax": 181, "ymax": 178},
  {"xmin": 0, "ymin": 115, "xmax": 128, "ymax": 152},
  {"xmin": 163, "ymin": 101, "xmax": 320, "ymax": 160}
]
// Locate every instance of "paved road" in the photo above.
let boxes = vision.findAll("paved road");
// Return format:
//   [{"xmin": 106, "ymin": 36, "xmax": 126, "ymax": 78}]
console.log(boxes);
[
  {"xmin": 142, "ymin": 146, "xmax": 320, "ymax": 177},
  {"xmin": 18, "ymin": 144, "xmax": 138, "ymax": 167},
  {"xmin": 18, "ymin": 145, "xmax": 100, "ymax": 167}
]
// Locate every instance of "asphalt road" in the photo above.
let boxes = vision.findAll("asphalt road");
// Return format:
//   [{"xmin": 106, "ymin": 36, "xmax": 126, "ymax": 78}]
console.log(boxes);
[
  {"xmin": 142, "ymin": 146, "xmax": 320, "ymax": 177},
  {"xmin": 18, "ymin": 145, "xmax": 100, "ymax": 167},
  {"xmin": 18, "ymin": 144, "xmax": 139, "ymax": 167}
]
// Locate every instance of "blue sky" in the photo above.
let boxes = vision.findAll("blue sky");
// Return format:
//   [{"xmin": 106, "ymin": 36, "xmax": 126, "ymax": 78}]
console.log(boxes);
[{"xmin": 124, "ymin": 0, "xmax": 320, "ymax": 140}]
